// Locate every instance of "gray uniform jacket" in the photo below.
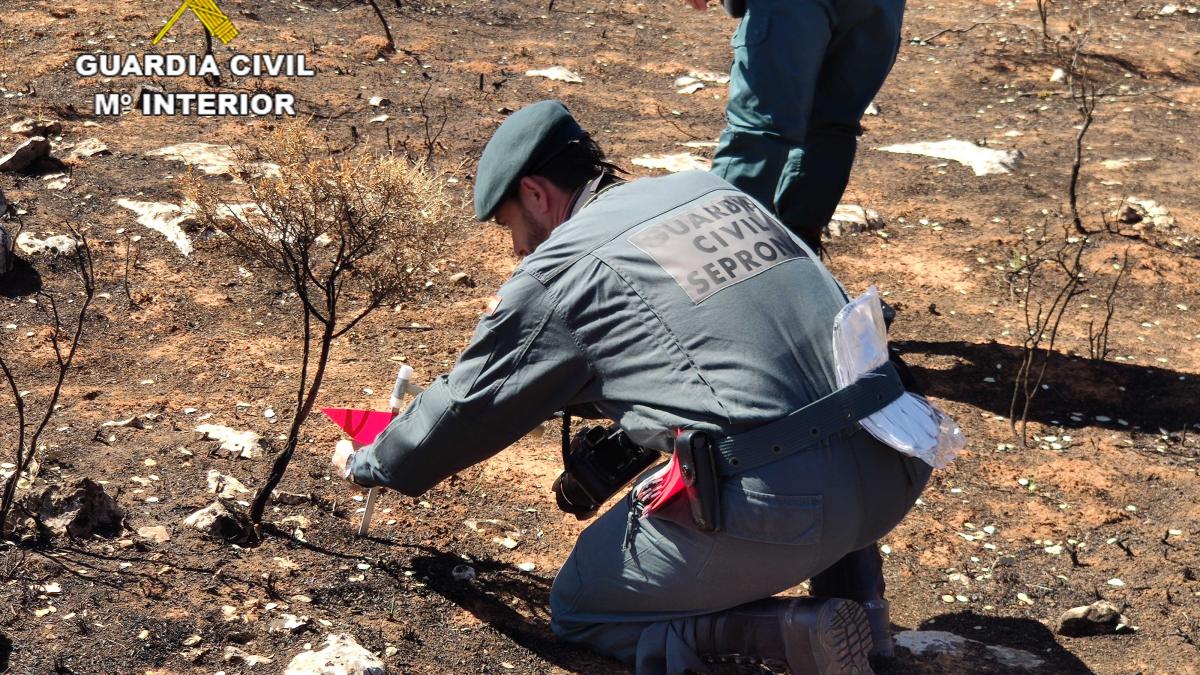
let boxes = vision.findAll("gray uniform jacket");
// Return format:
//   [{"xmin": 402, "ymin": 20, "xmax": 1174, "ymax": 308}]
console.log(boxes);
[{"xmin": 349, "ymin": 170, "xmax": 853, "ymax": 496}]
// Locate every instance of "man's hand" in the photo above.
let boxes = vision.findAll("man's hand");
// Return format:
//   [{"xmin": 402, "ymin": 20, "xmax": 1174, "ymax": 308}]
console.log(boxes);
[
  {"xmin": 682, "ymin": 0, "xmax": 707, "ymax": 10},
  {"xmin": 331, "ymin": 439, "xmax": 357, "ymax": 480}
]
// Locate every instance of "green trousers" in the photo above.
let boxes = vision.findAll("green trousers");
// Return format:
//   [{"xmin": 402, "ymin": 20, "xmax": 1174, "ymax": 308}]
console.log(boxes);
[
  {"xmin": 710, "ymin": 0, "xmax": 906, "ymax": 251},
  {"xmin": 549, "ymin": 429, "xmax": 931, "ymax": 673}
]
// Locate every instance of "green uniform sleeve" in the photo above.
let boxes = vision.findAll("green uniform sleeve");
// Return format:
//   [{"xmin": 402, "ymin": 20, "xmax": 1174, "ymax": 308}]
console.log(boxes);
[{"xmin": 348, "ymin": 271, "xmax": 593, "ymax": 496}]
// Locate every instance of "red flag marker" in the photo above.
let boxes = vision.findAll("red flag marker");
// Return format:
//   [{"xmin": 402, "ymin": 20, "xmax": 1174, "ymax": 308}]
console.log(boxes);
[{"xmin": 321, "ymin": 407, "xmax": 396, "ymax": 446}]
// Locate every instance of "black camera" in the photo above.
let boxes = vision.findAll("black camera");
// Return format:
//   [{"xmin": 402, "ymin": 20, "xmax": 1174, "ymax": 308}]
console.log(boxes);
[{"xmin": 553, "ymin": 424, "xmax": 660, "ymax": 519}]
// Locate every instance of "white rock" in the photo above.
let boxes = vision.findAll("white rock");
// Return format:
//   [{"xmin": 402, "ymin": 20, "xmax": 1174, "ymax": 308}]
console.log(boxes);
[
  {"xmin": 224, "ymin": 645, "xmax": 273, "ymax": 667},
  {"xmin": 686, "ymin": 69, "xmax": 729, "ymax": 84},
  {"xmin": 631, "ymin": 152, "xmax": 711, "ymax": 173},
  {"xmin": 137, "ymin": 525, "xmax": 171, "ymax": 543},
  {"xmin": 895, "ymin": 630, "xmax": 1043, "ymax": 669},
  {"xmin": 283, "ymin": 633, "xmax": 385, "ymax": 675},
  {"xmin": 1050, "ymin": 68, "xmax": 1066, "ymax": 83},
  {"xmin": 183, "ymin": 500, "xmax": 251, "ymax": 543},
  {"xmin": 1160, "ymin": 4, "xmax": 1178, "ymax": 14},
  {"xmin": 517, "ymin": 562, "xmax": 537, "ymax": 572},
  {"xmin": 368, "ymin": 96, "xmax": 391, "ymax": 107},
  {"xmin": 825, "ymin": 204, "xmax": 885, "ymax": 237},
  {"xmin": 270, "ymin": 613, "xmax": 310, "ymax": 633},
  {"xmin": 1115, "ymin": 197, "xmax": 1174, "ymax": 231},
  {"xmin": 0, "ymin": 136, "xmax": 50, "ymax": 173},
  {"xmin": 525, "ymin": 66, "xmax": 583, "ymax": 83},
  {"xmin": 207, "ymin": 470, "xmax": 250, "ymax": 498},
  {"xmin": 70, "ymin": 138, "xmax": 111, "ymax": 159},
  {"xmin": 877, "ymin": 139, "xmax": 1022, "ymax": 176},
  {"xmin": 43, "ymin": 173, "xmax": 70, "ymax": 190},
  {"xmin": 146, "ymin": 142, "xmax": 280, "ymax": 179},
  {"xmin": 115, "ymin": 199, "xmax": 197, "ymax": 256},
  {"xmin": 195, "ymin": 423, "xmax": 263, "ymax": 459},
  {"xmin": 15, "ymin": 232, "xmax": 78, "ymax": 256},
  {"xmin": 11, "ymin": 119, "xmax": 62, "ymax": 137}
]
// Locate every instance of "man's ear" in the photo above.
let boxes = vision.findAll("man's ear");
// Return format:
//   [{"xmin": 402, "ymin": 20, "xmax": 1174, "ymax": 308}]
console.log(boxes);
[{"xmin": 516, "ymin": 175, "xmax": 551, "ymax": 215}]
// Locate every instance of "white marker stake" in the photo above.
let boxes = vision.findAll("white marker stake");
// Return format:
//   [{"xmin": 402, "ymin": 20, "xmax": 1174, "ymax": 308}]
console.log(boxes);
[{"xmin": 358, "ymin": 364, "xmax": 413, "ymax": 537}]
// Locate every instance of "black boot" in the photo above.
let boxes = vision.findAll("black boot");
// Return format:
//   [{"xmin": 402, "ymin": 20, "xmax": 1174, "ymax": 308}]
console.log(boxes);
[
  {"xmin": 809, "ymin": 546, "xmax": 893, "ymax": 658},
  {"xmin": 693, "ymin": 597, "xmax": 874, "ymax": 674}
]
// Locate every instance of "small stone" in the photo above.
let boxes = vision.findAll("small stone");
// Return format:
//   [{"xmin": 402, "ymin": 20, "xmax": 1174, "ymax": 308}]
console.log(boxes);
[
  {"xmin": 517, "ymin": 562, "xmax": 537, "ymax": 572},
  {"xmin": 369, "ymin": 114, "xmax": 390, "ymax": 123},
  {"xmin": 1017, "ymin": 592, "xmax": 1034, "ymax": 605},
  {"xmin": 135, "ymin": 83, "xmax": 166, "ymax": 107},
  {"xmin": 1050, "ymin": 68, "xmax": 1066, "ymax": 83},
  {"xmin": 137, "ymin": 525, "xmax": 171, "ymax": 543},
  {"xmin": 70, "ymin": 138, "xmax": 110, "ymax": 159},
  {"xmin": 1107, "ymin": 578, "xmax": 1126, "ymax": 587},
  {"xmin": 452, "ymin": 564, "xmax": 476, "ymax": 582},
  {"xmin": 825, "ymin": 204, "xmax": 885, "ymax": 238},
  {"xmin": 368, "ymin": 96, "xmax": 391, "ymax": 107},
  {"xmin": 269, "ymin": 613, "xmax": 310, "ymax": 634},
  {"xmin": 11, "ymin": 119, "xmax": 62, "ymax": 137},
  {"xmin": 283, "ymin": 633, "xmax": 385, "ymax": 675},
  {"xmin": 448, "ymin": 271, "xmax": 474, "ymax": 287},
  {"xmin": 183, "ymin": 500, "xmax": 253, "ymax": 544},
  {"xmin": 525, "ymin": 66, "xmax": 583, "ymax": 83},
  {"xmin": 0, "ymin": 136, "xmax": 51, "ymax": 173},
  {"xmin": 207, "ymin": 470, "xmax": 249, "ymax": 498},
  {"xmin": 183, "ymin": 635, "xmax": 202, "ymax": 646},
  {"xmin": 224, "ymin": 645, "xmax": 273, "ymax": 667},
  {"xmin": 15, "ymin": 478, "xmax": 124, "ymax": 539},
  {"xmin": 1057, "ymin": 601, "xmax": 1131, "ymax": 636},
  {"xmin": 273, "ymin": 491, "xmax": 311, "ymax": 506}
]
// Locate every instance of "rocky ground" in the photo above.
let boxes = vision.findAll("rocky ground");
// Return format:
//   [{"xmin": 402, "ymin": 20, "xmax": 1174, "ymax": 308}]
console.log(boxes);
[{"xmin": 1, "ymin": 0, "xmax": 1199, "ymax": 673}]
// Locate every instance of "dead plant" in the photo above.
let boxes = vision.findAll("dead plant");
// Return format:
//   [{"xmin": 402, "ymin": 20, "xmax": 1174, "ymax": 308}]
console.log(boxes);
[
  {"xmin": 0, "ymin": 228, "xmax": 96, "ymax": 540},
  {"xmin": 1087, "ymin": 248, "xmax": 1130, "ymax": 361},
  {"xmin": 1006, "ymin": 224, "xmax": 1088, "ymax": 448},
  {"xmin": 183, "ymin": 120, "xmax": 456, "ymax": 530}
]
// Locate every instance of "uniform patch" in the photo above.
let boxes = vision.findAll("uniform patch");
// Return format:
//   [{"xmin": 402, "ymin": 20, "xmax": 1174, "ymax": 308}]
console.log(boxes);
[{"xmin": 628, "ymin": 192, "xmax": 807, "ymax": 303}]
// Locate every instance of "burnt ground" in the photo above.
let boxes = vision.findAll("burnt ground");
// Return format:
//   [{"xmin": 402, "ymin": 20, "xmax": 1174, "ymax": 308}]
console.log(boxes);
[{"xmin": 1, "ymin": 0, "xmax": 1199, "ymax": 673}]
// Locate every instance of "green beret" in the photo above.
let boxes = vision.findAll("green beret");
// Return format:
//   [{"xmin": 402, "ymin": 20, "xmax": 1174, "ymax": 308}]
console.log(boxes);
[{"xmin": 474, "ymin": 100, "xmax": 586, "ymax": 221}]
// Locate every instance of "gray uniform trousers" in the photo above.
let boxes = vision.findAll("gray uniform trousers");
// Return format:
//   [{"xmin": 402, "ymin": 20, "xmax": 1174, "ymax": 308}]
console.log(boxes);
[{"xmin": 550, "ymin": 429, "xmax": 930, "ymax": 673}]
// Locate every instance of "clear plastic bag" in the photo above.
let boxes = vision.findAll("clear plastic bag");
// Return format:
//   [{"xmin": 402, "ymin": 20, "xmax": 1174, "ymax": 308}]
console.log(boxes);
[{"xmin": 831, "ymin": 287, "xmax": 964, "ymax": 468}]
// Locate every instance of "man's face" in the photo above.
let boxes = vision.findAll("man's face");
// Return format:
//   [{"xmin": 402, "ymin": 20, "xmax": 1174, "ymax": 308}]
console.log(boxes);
[{"xmin": 495, "ymin": 197, "xmax": 554, "ymax": 258}]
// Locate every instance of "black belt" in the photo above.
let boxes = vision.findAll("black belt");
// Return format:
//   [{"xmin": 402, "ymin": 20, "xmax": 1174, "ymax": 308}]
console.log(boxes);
[{"xmin": 714, "ymin": 360, "xmax": 905, "ymax": 478}]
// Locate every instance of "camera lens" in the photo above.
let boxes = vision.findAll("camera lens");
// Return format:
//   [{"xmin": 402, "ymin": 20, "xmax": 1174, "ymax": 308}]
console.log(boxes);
[{"xmin": 553, "ymin": 471, "xmax": 598, "ymax": 519}]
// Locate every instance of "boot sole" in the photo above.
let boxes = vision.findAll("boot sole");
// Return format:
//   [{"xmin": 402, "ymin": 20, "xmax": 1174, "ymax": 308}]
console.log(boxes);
[{"xmin": 812, "ymin": 599, "xmax": 874, "ymax": 675}]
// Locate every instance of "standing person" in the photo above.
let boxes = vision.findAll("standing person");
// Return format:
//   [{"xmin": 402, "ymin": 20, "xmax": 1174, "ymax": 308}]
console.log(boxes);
[
  {"xmin": 684, "ymin": 0, "xmax": 906, "ymax": 254},
  {"xmin": 333, "ymin": 100, "xmax": 944, "ymax": 674}
]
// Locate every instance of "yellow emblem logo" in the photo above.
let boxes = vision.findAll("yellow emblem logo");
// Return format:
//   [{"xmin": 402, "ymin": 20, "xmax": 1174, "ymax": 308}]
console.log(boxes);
[{"xmin": 153, "ymin": 0, "xmax": 239, "ymax": 46}]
